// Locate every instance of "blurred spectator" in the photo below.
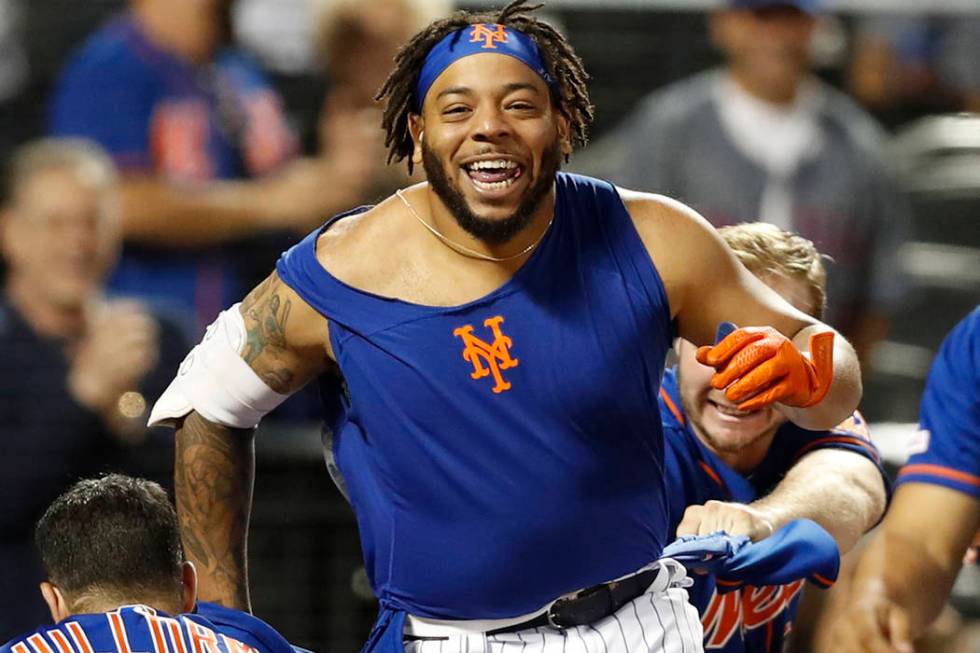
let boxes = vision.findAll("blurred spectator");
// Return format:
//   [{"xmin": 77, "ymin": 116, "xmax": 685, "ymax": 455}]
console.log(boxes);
[
  {"xmin": 47, "ymin": 0, "xmax": 377, "ymax": 332},
  {"xmin": 0, "ymin": 138, "xmax": 186, "ymax": 641},
  {"xmin": 581, "ymin": 0, "xmax": 906, "ymax": 362},
  {"xmin": 311, "ymin": 0, "xmax": 452, "ymax": 202},
  {"xmin": 849, "ymin": 13, "xmax": 980, "ymax": 131}
]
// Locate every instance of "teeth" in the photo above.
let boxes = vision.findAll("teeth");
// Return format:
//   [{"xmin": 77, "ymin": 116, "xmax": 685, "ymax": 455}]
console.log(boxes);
[
  {"xmin": 468, "ymin": 160, "xmax": 518, "ymax": 170},
  {"xmin": 715, "ymin": 403, "xmax": 752, "ymax": 417},
  {"xmin": 471, "ymin": 176, "xmax": 517, "ymax": 191}
]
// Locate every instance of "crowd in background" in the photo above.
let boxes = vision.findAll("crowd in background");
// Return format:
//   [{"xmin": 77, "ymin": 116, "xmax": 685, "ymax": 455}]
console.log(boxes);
[{"xmin": 0, "ymin": 0, "xmax": 978, "ymax": 651}]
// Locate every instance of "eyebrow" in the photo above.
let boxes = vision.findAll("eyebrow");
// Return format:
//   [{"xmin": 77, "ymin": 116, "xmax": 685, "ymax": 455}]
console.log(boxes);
[{"xmin": 435, "ymin": 82, "xmax": 542, "ymax": 100}]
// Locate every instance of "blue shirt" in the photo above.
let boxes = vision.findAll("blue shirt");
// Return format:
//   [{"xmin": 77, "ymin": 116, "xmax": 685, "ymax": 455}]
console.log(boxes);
[
  {"xmin": 277, "ymin": 173, "xmax": 674, "ymax": 619},
  {"xmin": 48, "ymin": 14, "xmax": 297, "ymax": 330},
  {"xmin": 897, "ymin": 306, "xmax": 980, "ymax": 496},
  {"xmin": 659, "ymin": 367, "xmax": 887, "ymax": 652},
  {"xmin": 1, "ymin": 604, "xmax": 296, "ymax": 653}
]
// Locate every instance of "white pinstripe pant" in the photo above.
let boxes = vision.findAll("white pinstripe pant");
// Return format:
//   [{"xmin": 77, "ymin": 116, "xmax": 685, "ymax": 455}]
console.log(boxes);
[{"xmin": 404, "ymin": 587, "xmax": 704, "ymax": 653}]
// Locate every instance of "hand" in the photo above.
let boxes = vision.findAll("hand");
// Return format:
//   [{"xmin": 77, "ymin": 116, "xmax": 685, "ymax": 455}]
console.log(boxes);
[
  {"xmin": 696, "ymin": 326, "xmax": 834, "ymax": 411},
  {"xmin": 832, "ymin": 588, "xmax": 914, "ymax": 653},
  {"xmin": 676, "ymin": 500, "xmax": 775, "ymax": 542},
  {"xmin": 68, "ymin": 300, "xmax": 160, "ymax": 416}
]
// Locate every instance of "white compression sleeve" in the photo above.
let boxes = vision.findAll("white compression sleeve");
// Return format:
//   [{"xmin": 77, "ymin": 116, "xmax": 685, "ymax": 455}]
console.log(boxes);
[{"xmin": 148, "ymin": 303, "xmax": 289, "ymax": 429}]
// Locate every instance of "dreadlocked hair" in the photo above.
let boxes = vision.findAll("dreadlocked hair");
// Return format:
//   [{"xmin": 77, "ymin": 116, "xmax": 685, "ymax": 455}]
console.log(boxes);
[{"xmin": 375, "ymin": 0, "xmax": 593, "ymax": 174}]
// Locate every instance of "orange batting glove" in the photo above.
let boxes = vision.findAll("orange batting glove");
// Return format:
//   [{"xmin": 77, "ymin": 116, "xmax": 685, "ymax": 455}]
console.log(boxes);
[{"xmin": 695, "ymin": 325, "xmax": 835, "ymax": 411}]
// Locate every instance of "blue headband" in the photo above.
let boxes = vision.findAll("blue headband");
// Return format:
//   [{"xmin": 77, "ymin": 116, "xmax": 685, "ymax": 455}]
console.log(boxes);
[{"xmin": 414, "ymin": 24, "xmax": 557, "ymax": 112}]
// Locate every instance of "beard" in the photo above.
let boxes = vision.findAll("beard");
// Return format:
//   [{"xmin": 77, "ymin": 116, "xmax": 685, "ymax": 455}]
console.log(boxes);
[{"xmin": 421, "ymin": 140, "xmax": 561, "ymax": 246}]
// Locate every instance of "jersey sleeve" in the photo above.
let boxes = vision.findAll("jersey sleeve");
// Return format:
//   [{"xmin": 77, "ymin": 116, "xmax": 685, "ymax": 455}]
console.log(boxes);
[
  {"xmin": 897, "ymin": 308, "xmax": 980, "ymax": 498},
  {"xmin": 793, "ymin": 411, "xmax": 882, "ymax": 467},
  {"xmin": 751, "ymin": 410, "xmax": 889, "ymax": 500},
  {"xmin": 48, "ymin": 45, "xmax": 155, "ymax": 171}
]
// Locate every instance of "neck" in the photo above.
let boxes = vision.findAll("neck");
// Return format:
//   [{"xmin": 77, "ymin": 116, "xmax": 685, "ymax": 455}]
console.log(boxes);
[
  {"xmin": 6, "ymin": 278, "xmax": 90, "ymax": 341},
  {"xmin": 132, "ymin": 2, "xmax": 218, "ymax": 64},
  {"xmin": 421, "ymin": 183, "xmax": 557, "ymax": 264},
  {"xmin": 70, "ymin": 592, "xmax": 183, "ymax": 617},
  {"xmin": 728, "ymin": 67, "xmax": 800, "ymax": 108}
]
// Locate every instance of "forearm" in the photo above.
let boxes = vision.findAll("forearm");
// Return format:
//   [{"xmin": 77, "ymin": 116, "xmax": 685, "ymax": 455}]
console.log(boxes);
[
  {"xmin": 750, "ymin": 452, "xmax": 886, "ymax": 553},
  {"xmin": 120, "ymin": 177, "xmax": 273, "ymax": 247},
  {"xmin": 781, "ymin": 324, "xmax": 862, "ymax": 430},
  {"xmin": 175, "ymin": 410, "xmax": 255, "ymax": 611},
  {"xmin": 853, "ymin": 528, "xmax": 959, "ymax": 636}
]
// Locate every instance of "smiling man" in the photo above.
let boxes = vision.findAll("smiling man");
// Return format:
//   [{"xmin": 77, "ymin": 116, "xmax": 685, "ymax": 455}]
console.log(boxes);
[
  {"xmin": 659, "ymin": 223, "xmax": 888, "ymax": 653},
  {"xmin": 148, "ymin": 3, "xmax": 864, "ymax": 653}
]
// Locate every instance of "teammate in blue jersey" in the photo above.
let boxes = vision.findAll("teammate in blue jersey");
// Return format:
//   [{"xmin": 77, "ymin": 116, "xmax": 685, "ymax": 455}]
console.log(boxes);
[
  {"xmin": 149, "ymin": 2, "xmax": 865, "ymax": 653},
  {"xmin": 1, "ymin": 475, "xmax": 299, "ymax": 653},
  {"xmin": 834, "ymin": 306, "xmax": 980, "ymax": 653},
  {"xmin": 659, "ymin": 223, "xmax": 888, "ymax": 653}
]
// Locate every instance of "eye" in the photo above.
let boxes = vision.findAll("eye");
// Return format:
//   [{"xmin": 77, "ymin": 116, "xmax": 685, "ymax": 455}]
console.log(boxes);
[{"xmin": 442, "ymin": 105, "xmax": 470, "ymax": 116}]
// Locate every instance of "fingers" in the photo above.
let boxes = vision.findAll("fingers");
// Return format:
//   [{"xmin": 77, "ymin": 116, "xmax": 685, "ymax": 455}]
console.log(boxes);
[
  {"xmin": 676, "ymin": 501, "xmax": 773, "ymax": 541},
  {"xmin": 723, "ymin": 356, "xmax": 786, "ymax": 403},
  {"xmin": 837, "ymin": 599, "xmax": 911, "ymax": 653},
  {"xmin": 709, "ymin": 339, "xmax": 782, "ymax": 389},
  {"xmin": 695, "ymin": 329, "xmax": 767, "ymax": 368},
  {"xmin": 886, "ymin": 606, "xmax": 914, "ymax": 653},
  {"xmin": 735, "ymin": 385, "xmax": 786, "ymax": 412},
  {"xmin": 675, "ymin": 505, "xmax": 705, "ymax": 537}
]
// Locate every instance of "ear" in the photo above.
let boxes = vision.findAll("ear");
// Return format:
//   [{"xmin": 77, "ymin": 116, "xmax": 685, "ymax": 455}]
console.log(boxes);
[
  {"xmin": 408, "ymin": 114, "xmax": 425, "ymax": 166},
  {"xmin": 181, "ymin": 561, "xmax": 198, "ymax": 614},
  {"xmin": 40, "ymin": 582, "xmax": 71, "ymax": 623}
]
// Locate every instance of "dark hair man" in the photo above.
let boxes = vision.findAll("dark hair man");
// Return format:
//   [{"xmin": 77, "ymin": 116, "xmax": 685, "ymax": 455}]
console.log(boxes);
[{"xmin": 1, "ymin": 475, "xmax": 299, "ymax": 653}]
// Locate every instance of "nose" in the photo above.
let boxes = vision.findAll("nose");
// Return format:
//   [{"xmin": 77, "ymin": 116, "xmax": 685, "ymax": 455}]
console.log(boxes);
[
  {"xmin": 64, "ymin": 214, "xmax": 101, "ymax": 254},
  {"xmin": 470, "ymin": 104, "xmax": 511, "ymax": 143}
]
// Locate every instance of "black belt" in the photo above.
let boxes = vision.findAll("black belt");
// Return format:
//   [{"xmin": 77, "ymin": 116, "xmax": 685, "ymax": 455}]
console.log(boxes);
[{"xmin": 487, "ymin": 566, "xmax": 662, "ymax": 635}]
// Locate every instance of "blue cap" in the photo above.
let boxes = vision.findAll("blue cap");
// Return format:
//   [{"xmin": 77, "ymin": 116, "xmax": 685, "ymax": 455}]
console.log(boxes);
[{"xmin": 728, "ymin": 0, "xmax": 823, "ymax": 15}]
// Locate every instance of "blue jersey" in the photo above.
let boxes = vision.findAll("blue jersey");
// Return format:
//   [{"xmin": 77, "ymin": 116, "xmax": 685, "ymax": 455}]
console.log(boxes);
[
  {"xmin": 659, "ymin": 368, "xmax": 886, "ymax": 652},
  {"xmin": 48, "ymin": 13, "xmax": 297, "ymax": 328},
  {"xmin": 897, "ymin": 306, "xmax": 980, "ymax": 496},
  {"xmin": 277, "ymin": 173, "xmax": 674, "ymax": 619},
  {"xmin": 1, "ymin": 604, "xmax": 295, "ymax": 653}
]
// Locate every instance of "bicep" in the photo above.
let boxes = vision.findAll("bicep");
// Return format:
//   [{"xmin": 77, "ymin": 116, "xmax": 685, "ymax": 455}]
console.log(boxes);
[
  {"xmin": 238, "ymin": 271, "xmax": 333, "ymax": 395},
  {"xmin": 622, "ymin": 192, "xmax": 816, "ymax": 345},
  {"xmin": 791, "ymin": 449, "xmax": 888, "ymax": 514}
]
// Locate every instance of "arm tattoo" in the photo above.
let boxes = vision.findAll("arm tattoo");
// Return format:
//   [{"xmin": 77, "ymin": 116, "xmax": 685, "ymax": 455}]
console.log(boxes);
[
  {"xmin": 240, "ymin": 274, "xmax": 296, "ymax": 393},
  {"xmin": 175, "ymin": 411, "xmax": 255, "ymax": 611}
]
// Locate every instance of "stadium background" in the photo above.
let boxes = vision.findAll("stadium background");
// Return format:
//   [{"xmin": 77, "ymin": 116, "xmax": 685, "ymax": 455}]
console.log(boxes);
[{"xmin": 1, "ymin": 1, "xmax": 978, "ymax": 651}]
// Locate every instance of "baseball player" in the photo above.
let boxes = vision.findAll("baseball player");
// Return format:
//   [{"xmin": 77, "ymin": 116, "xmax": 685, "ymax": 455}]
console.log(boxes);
[
  {"xmin": 833, "ymin": 305, "xmax": 980, "ymax": 653},
  {"xmin": 0, "ymin": 475, "xmax": 302, "ymax": 653},
  {"xmin": 148, "ymin": 2, "xmax": 864, "ymax": 653},
  {"xmin": 659, "ymin": 223, "xmax": 889, "ymax": 653}
]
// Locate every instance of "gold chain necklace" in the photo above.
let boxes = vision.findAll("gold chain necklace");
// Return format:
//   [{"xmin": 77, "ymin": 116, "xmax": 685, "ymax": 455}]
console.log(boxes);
[{"xmin": 396, "ymin": 189, "xmax": 554, "ymax": 263}]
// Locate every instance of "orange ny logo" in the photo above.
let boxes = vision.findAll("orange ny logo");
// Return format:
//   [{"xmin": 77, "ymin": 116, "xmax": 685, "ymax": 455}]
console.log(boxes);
[
  {"xmin": 469, "ymin": 23, "xmax": 509, "ymax": 49},
  {"xmin": 453, "ymin": 316, "xmax": 519, "ymax": 393}
]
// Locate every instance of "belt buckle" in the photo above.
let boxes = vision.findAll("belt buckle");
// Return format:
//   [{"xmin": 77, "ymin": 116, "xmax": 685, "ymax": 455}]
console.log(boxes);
[{"xmin": 545, "ymin": 604, "xmax": 566, "ymax": 631}]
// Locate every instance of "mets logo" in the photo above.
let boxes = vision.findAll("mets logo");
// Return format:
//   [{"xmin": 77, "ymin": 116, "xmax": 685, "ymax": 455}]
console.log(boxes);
[
  {"xmin": 453, "ymin": 316, "xmax": 519, "ymax": 393},
  {"xmin": 701, "ymin": 580, "xmax": 805, "ymax": 649},
  {"xmin": 469, "ymin": 23, "xmax": 509, "ymax": 49}
]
